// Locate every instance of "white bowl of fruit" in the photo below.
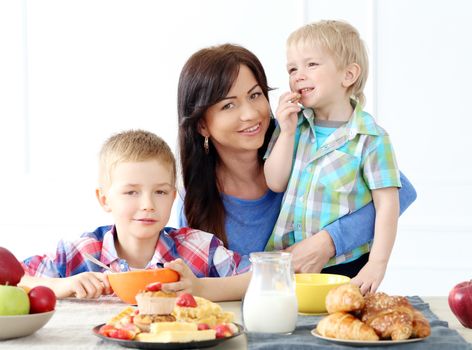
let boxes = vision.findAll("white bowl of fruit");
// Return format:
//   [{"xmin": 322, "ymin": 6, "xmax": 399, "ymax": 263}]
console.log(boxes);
[{"xmin": 0, "ymin": 247, "xmax": 56, "ymax": 340}]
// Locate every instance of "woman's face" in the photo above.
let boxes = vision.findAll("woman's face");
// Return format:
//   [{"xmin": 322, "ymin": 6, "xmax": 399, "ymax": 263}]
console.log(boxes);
[{"xmin": 200, "ymin": 65, "xmax": 270, "ymax": 157}]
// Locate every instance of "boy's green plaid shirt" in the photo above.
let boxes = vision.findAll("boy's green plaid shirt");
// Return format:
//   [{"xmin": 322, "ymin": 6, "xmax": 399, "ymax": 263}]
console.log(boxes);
[{"xmin": 265, "ymin": 101, "xmax": 401, "ymax": 267}]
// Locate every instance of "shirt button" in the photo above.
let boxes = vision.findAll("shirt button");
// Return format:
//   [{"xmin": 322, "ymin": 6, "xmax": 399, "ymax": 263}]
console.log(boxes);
[{"xmin": 297, "ymin": 224, "xmax": 302, "ymax": 230}]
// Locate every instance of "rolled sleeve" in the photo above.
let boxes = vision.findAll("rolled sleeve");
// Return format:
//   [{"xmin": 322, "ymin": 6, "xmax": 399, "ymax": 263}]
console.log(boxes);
[{"xmin": 324, "ymin": 171, "xmax": 416, "ymax": 256}]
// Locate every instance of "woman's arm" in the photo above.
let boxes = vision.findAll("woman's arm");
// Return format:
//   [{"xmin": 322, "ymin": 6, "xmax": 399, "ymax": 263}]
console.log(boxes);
[
  {"xmin": 287, "ymin": 172, "xmax": 416, "ymax": 273},
  {"xmin": 325, "ymin": 171, "xmax": 417, "ymax": 256}
]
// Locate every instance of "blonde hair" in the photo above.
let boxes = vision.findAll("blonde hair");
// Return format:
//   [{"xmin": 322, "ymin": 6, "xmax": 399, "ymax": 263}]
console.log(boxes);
[
  {"xmin": 287, "ymin": 20, "xmax": 368, "ymax": 106},
  {"xmin": 98, "ymin": 129, "xmax": 176, "ymax": 188}
]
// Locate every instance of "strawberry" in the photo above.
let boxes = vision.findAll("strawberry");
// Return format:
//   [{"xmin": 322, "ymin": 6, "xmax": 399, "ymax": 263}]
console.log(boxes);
[
  {"xmin": 214, "ymin": 323, "xmax": 233, "ymax": 338},
  {"xmin": 109, "ymin": 328, "xmax": 135, "ymax": 340},
  {"xmin": 145, "ymin": 282, "xmax": 162, "ymax": 292},
  {"xmin": 176, "ymin": 293, "xmax": 197, "ymax": 307},
  {"xmin": 197, "ymin": 323, "xmax": 210, "ymax": 330},
  {"xmin": 121, "ymin": 323, "xmax": 140, "ymax": 337},
  {"xmin": 98, "ymin": 324, "xmax": 116, "ymax": 337}
]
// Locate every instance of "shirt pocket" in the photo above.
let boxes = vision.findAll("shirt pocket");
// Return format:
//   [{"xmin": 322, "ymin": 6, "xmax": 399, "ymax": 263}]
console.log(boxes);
[{"xmin": 317, "ymin": 150, "xmax": 360, "ymax": 193}]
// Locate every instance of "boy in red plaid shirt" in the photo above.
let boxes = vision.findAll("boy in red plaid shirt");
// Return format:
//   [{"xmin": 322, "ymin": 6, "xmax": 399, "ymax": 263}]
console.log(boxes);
[{"xmin": 21, "ymin": 130, "xmax": 250, "ymax": 300}]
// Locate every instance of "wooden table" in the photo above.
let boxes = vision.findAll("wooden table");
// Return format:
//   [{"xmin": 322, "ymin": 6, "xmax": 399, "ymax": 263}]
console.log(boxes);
[
  {"xmin": 1, "ymin": 296, "xmax": 470, "ymax": 349},
  {"xmin": 423, "ymin": 296, "xmax": 472, "ymax": 343}
]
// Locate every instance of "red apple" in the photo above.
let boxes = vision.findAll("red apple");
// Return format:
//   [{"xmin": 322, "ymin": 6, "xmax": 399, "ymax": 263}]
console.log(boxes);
[
  {"xmin": 0, "ymin": 247, "xmax": 25, "ymax": 286},
  {"xmin": 448, "ymin": 280, "xmax": 472, "ymax": 328},
  {"xmin": 28, "ymin": 286, "xmax": 56, "ymax": 313}
]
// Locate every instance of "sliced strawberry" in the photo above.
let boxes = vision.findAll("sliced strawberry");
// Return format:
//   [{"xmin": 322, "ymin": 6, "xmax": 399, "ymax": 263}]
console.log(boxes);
[
  {"xmin": 109, "ymin": 328, "xmax": 135, "ymax": 340},
  {"xmin": 176, "ymin": 293, "xmax": 197, "ymax": 307},
  {"xmin": 121, "ymin": 323, "xmax": 140, "ymax": 337},
  {"xmin": 197, "ymin": 323, "xmax": 210, "ymax": 330},
  {"xmin": 98, "ymin": 324, "xmax": 116, "ymax": 337},
  {"xmin": 145, "ymin": 281, "xmax": 162, "ymax": 292},
  {"xmin": 214, "ymin": 323, "xmax": 233, "ymax": 338}
]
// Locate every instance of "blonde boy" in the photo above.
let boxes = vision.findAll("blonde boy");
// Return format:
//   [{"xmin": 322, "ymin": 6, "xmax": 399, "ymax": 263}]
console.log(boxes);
[
  {"xmin": 264, "ymin": 20, "xmax": 401, "ymax": 293},
  {"xmin": 21, "ymin": 130, "xmax": 250, "ymax": 301}
]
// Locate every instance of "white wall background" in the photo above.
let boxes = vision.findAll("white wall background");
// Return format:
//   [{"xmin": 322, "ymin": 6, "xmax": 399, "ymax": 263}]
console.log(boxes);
[{"xmin": 1, "ymin": 0, "xmax": 471, "ymax": 296}]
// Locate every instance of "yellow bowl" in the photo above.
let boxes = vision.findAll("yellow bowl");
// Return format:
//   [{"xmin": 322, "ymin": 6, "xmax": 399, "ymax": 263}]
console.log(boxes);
[
  {"xmin": 108, "ymin": 268, "xmax": 179, "ymax": 304},
  {"xmin": 295, "ymin": 273, "xmax": 350, "ymax": 314}
]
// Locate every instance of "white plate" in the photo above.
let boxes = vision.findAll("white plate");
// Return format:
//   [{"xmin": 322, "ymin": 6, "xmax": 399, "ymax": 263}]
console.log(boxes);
[
  {"xmin": 0, "ymin": 310, "xmax": 55, "ymax": 340},
  {"xmin": 311, "ymin": 329, "xmax": 427, "ymax": 347}
]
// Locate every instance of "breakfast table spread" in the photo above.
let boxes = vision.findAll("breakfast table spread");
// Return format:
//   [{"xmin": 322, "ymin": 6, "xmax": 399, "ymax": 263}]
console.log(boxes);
[{"xmin": 1, "ymin": 295, "xmax": 471, "ymax": 349}]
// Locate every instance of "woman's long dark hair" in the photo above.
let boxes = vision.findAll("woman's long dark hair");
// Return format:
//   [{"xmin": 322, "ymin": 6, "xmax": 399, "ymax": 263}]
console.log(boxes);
[{"xmin": 177, "ymin": 44, "xmax": 275, "ymax": 247}]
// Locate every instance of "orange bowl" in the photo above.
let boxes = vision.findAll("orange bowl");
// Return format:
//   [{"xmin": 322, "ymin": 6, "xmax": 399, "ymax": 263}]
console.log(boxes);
[{"xmin": 108, "ymin": 268, "xmax": 179, "ymax": 304}]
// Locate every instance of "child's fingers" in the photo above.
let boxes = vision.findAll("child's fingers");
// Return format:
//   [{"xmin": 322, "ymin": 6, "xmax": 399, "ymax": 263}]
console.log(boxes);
[
  {"xmin": 279, "ymin": 91, "xmax": 300, "ymax": 104},
  {"xmin": 94, "ymin": 272, "xmax": 112, "ymax": 294},
  {"xmin": 278, "ymin": 91, "xmax": 292, "ymax": 103},
  {"xmin": 73, "ymin": 283, "xmax": 87, "ymax": 299},
  {"xmin": 164, "ymin": 258, "xmax": 186, "ymax": 275},
  {"xmin": 80, "ymin": 277, "xmax": 103, "ymax": 298},
  {"xmin": 161, "ymin": 280, "xmax": 191, "ymax": 294}
]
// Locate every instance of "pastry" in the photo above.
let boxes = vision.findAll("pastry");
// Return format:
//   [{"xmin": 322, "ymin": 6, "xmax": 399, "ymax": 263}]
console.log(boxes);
[
  {"xmin": 411, "ymin": 309, "xmax": 431, "ymax": 338},
  {"xmin": 135, "ymin": 282, "xmax": 177, "ymax": 315},
  {"xmin": 317, "ymin": 312, "xmax": 379, "ymax": 341},
  {"xmin": 325, "ymin": 283, "xmax": 365, "ymax": 314},
  {"xmin": 360, "ymin": 293, "xmax": 414, "ymax": 340}
]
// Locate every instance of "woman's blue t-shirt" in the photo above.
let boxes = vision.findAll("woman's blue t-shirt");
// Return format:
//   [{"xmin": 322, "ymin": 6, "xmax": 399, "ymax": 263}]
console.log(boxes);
[
  {"xmin": 177, "ymin": 190, "xmax": 283, "ymax": 256},
  {"xmin": 221, "ymin": 190, "xmax": 284, "ymax": 256}
]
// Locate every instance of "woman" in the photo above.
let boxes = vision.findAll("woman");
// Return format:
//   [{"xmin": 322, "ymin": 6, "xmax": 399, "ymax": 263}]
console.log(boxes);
[{"xmin": 177, "ymin": 44, "xmax": 416, "ymax": 276}]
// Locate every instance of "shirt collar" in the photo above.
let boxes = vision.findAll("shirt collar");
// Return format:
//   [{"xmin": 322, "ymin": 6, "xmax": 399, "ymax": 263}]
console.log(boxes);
[
  {"xmin": 299, "ymin": 99, "xmax": 381, "ymax": 139},
  {"xmin": 344, "ymin": 100, "xmax": 381, "ymax": 138},
  {"xmin": 100, "ymin": 225, "xmax": 172, "ymax": 270},
  {"xmin": 100, "ymin": 226, "xmax": 120, "ymax": 266}
]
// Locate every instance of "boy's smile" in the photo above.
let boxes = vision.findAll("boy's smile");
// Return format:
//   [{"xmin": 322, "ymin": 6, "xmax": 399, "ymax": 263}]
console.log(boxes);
[
  {"xmin": 98, "ymin": 160, "xmax": 176, "ymax": 245},
  {"xmin": 286, "ymin": 43, "xmax": 351, "ymax": 120}
]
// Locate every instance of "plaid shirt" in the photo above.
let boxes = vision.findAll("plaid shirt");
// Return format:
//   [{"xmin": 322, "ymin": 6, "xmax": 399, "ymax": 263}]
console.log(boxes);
[
  {"xmin": 265, "ymin": 101, "xmax": 401, "ymax": 267},
  {"xmin": 22, "ymin": 225, "xmax": 250, "ymax": 278}
]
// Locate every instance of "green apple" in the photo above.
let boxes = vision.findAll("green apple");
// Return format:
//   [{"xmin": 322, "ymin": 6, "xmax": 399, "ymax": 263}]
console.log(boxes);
[{"xmin": 0, "ymin": 285, "xmax": 30, "ymax": 315}]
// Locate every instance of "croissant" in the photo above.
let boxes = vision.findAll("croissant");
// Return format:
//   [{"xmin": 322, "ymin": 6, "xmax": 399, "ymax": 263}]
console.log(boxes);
[
  {"xmin": 360, "ymin": 293, "xmax": 414, "ymax": 340},
  {"xmin": 325, "ymin": 284, "xmax": 365, "ymax": 314},
  {"xmin": 317, "ymin": 312, "xmax": 379, "ymax": 341},
  {"xmin": 411, "ymin": 309, "xmax": 431, "ymax": 338}
]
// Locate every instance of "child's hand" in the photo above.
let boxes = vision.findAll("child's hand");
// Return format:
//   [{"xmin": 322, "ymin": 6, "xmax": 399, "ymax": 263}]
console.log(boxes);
[
  {"xmin": 275, "ymin": 91, "xmax": 301, "ymax": 135},
  {"xmin": 162, "ymin": 258, "xmax": 201, "ymax": 295},
  {"xmin": 54, "ymin": 272, "xmax": 112, "ymax": 299},
  {"xmin": 350, "ymin": 260, "xmax": 387, "ymax": 295}
]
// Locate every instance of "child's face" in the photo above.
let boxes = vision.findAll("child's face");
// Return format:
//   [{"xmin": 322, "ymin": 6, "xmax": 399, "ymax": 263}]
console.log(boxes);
[
  {"xmin": 99, "ymin": 160, "xmax": 176, "ymax": 243},
  {"xmin": 286, "ymin": 43, "xmax": 347, "ymax": 111}
]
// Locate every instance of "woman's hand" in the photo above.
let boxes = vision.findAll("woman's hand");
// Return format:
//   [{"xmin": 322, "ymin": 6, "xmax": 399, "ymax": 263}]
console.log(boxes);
[
  {"xmin": 284, "ymin": 230, "xmax": 335, "ymax": 273},
  {"xmin": 162, "ymin": 258, "xmax": 201, "ymax": 295}
]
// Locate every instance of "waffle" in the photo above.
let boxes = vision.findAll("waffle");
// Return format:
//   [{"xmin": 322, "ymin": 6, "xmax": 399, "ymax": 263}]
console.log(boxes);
[{"xmin": 172, "ymin": 296, "xmax": 234, "ymax": 327}]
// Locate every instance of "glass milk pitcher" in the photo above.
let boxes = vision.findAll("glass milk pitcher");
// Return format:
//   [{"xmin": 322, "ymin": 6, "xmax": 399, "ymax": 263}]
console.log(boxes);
[{"xmin": 242, "ymin": 252, "xmax": 298, "ymax": 333}]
